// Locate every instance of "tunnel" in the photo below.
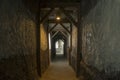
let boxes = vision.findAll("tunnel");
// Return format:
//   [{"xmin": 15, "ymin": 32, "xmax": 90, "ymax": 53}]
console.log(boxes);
[{"xmin": 0, "ymin": 0, "xmax": 120, "ymax": 80}]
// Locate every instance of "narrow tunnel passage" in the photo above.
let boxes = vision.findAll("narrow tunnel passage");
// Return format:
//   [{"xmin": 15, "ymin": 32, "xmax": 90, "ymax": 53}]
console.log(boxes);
[
  {"xmin": 39, "ymin": 4, "xmax": 79, "ymax": 78},
  {"xmin": 1, "ymin": 0, "xmax": 120, "ymax": 80}
]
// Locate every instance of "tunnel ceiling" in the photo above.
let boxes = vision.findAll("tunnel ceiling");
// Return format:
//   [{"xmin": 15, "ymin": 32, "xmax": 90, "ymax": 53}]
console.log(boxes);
[
  {"xmin": 23, "ymin": 0, "xmax": 99, "ymax": 39},
  {"xmin": 23, "ymin": 0, "xmax": 99, "ymax": 17},
  {"xmin": 23, "ymin": 0, "xmax": 99, "ymax": 40}
]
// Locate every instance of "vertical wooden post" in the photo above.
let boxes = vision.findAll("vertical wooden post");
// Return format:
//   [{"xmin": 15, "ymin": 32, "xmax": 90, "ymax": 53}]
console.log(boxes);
[
  {"xmin": 69, "ymin": 23, "xmax": 72, "ymax": 65},
  {"xmin": 36, "ymin": 2, "xmax": 41, "ymax": 77},
  {"xmin": 47, "ymin": 21, "xmax": 50, "ymax": 66},
  {"xmin": 76, "ymin": 6, "xmax": 82, "ymax": 77}
]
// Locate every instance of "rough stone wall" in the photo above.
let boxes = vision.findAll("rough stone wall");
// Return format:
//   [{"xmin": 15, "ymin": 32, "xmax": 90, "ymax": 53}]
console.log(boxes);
[
  {"xmin": 40, "ymin": 24, "xmax": 49, "ymax": 74},
  {"xmin": 0, "ymin": 0, "xmax": 40, "ymax": 80},
  {"xmin": 81, "ymin": 0, "xmax": 120, "ymax": 79},
  {"xmin": 71, "ymin": 25, "xmax": 78, "ymax": 71}
]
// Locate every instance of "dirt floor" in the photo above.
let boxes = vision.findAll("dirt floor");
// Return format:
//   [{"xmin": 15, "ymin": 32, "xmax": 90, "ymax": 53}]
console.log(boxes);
[{"xmin": 40, "ymin": 55, "xmax": 78, "ymax": 80}]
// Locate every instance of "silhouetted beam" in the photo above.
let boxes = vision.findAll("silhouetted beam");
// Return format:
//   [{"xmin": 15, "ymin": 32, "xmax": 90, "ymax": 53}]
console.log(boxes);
[
  {"xmin": 60, "ymin": 8, "xmax": 78, "ymax": 27},
  {"xmin": 54, "ymin": 32, "xmax": 66, "ymax": 40},
  {"xmin": 70, "ymin": 23, "xmax": 72, "ymax": 33},
  {"xmin": 52, "ymin": 31, "xmax": 59, "ymax": 38},
  {"xmin": 59, "ymin": 31, "xmax": 68, "ymax": 38},
  {"xmin": 49, "ymin": 23, "xmax": 58, "ymax": 33},
  {"xmin": 40, "ymin": 8, "xmax": 54, "ymax": 23},
  {"xmin": 47, "ymin": 19, "xmax": 70, "ymax": 23},
  {"xmin": 40, "ymin": 2, "xmax": 80, "ymax": 8},
  {"xmin": 77, "ymin": 6, "xmax": 81, "ymax": 77},
  {"xmin": 60, "ymin": 23, "xmax": 70, "ymax": 34}
]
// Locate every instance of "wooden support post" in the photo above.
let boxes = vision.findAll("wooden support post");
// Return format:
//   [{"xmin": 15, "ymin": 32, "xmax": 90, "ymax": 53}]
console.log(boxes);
[
  {"xmin": 76, "ymin": 6, "xmax": 82, "ymax": 77},
  {"xmin": 46, "ymin": 21, "xmax": 50, "ymax": 65},
  {"xmin": 70, "ymin": 23, "xmax": 72, "ymax": 34},
  {"xmin": 40, "ymin": 2, "xmax": 80, "ymax": 8},
  {"xmin": 36, "ymin": 2, "xmax": 41, "ymax": 77}
]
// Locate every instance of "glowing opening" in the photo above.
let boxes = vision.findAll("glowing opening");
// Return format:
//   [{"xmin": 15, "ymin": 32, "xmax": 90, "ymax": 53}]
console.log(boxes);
[{"xmin": 55, "ymin": 40, "xmax": 64, "ymax": 55}]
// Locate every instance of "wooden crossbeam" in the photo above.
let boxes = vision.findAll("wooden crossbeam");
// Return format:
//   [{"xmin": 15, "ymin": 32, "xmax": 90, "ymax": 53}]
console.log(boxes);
[
  {"xmin": 60, "ymin": 8, "xmax": 78, "ymax": 27},
  {"xmin": 52, "ymin": 30, "xmax": 68, "ymax": 39},
  {"xmin": 40, "ymin": 2, "xmax": 80, "ymax": 8},
  {"xmin": 49, "ymin": 23, "xmax": 58, "ymax": 33},
  {"xmin": 47, "ymin": 19, "xmax": 70, "ymax": 23},
  {"xmin": 59, "ymin": 31, "xmax": 68, "ymax": 38},
  {"xmin": 60, "ymin": 23, "xmax": 70, "ymax": 34},
  {"xmin": 52, "ymin": 31, "xmax": 59, "ymax": 38},
  {"xmin": 40, "ymin": 8, "xmax": 54, "ymax": 23},
  {"xmin": 70, "ymin": 23, "xmax": 72, "ymax": 33}
]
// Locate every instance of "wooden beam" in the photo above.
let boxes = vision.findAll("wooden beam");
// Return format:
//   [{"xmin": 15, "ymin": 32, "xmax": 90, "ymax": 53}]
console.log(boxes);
[
  {"xmin": 52, "ymin": 31, "xmax": 59, "ymax": 38},
  {"xmin": 40, "ymin": 2, "xmax": 80, "ymax": 8},
  {"xmin": 76, "ymin": 6, "xmax": 82, "ymax": 77},
  {"xmin": 36, "ymin": 0, "xmax": 41, "ymax": 77},
  {"xmin": 60, "ymin": 8, "xmax": 78, "ymax": 27},
  {"xmin": 40, "ymin": 8, "xmax": 54, "ymax": 23},
  {"xmin": 60, "ymin": 23, "xmax": 70, "ymax": 34},
  {"xmin": 52, "ymin": 30, "xmax": 68, "ymax": 39},
  {"xmin": 49, "ymin": 23, "xmax": 58, "ymax": 33},
  {"xmin": 70, "ymin": 23, "xmax": 72, "ymax": 34},
  {"xmin": 47, "ymin": 19, "xmax": 70, "ymax": 23},
  {"xmin": 59, "ymin": 31, "xmax": 68, "ymax": 38}
]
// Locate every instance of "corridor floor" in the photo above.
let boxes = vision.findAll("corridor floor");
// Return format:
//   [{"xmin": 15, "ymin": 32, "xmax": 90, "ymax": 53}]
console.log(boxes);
[{"xmin": 40, "ymin": 55, "xmax": 78, "ymax": 80}]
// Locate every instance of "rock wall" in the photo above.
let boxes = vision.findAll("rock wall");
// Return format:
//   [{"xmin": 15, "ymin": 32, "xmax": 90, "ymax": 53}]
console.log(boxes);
[
  {"xmin": 81, "ymin": 0, "xmax": 120, "ymax": 79},
  {"xmin": 0, "ymin": 0, "xmax": 40, "ymax": 80},
  {"xmin": 40, "ymin": 24, "xmax": 49, "ymax": 74}
]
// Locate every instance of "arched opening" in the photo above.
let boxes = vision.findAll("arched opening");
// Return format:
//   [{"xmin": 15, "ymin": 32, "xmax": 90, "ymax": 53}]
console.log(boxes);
[
  {"xmin": 51, "ymin": 39, "xmax": 66, "ymax": 61},
  {"xmin": 55, "ymin": 39, "xmax": 64, "ymax": 56}
]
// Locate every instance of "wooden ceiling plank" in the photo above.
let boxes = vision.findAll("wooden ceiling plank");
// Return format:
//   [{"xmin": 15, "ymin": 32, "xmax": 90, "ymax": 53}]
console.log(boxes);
[{"xmin": 47, "ymin": 19, "xmax": 70, "ymax": 23}]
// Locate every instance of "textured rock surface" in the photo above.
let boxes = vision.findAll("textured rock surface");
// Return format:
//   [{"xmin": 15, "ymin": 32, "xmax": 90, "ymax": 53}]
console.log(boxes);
[
  {"xmin": 81, "ymin": 0, "xmax": 120, "ymax": 79},
  {"xmin": 0, "ymin": 0, "xmax": 39, "ymax": 80},
  {"xmin": 70, "ymin": 25, "xmax": 78, "ymax": 71},
  {"xmin": 40, "ymin": 24, "xmax": 49, "ymax": 74}
]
